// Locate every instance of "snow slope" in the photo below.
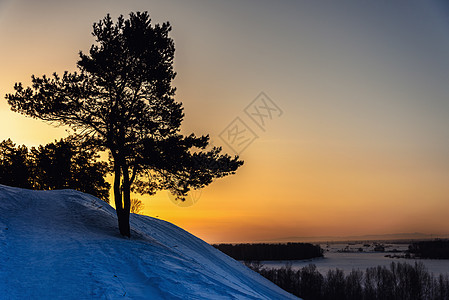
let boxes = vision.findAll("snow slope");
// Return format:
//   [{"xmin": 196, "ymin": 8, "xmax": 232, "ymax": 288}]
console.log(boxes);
[{"xmin": 0, "ymin": 185, "xmax": 297, "ymax": 299}]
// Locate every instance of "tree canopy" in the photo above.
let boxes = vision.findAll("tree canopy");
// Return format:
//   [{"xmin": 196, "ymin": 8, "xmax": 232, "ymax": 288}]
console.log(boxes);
[
  {"xmin": 32, "ymin": 139, "xmax": 111, "ymax": 202},
  {"xmin": 0, "ymin": 139, "xmax": 32, "ymax": 189},
  {"xmin": 0, "ymin": 138, "xmax": 110, "ymax": 201},
  {"xmin": 6, "ymin": 12, "xmax": 243, "ymax": 236}
]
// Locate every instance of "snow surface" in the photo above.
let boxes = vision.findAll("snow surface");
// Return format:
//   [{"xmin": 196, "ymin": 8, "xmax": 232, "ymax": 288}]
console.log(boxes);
[{"xmin": 0, "ymin": 185, "xmax": 298, "ymax": 299}]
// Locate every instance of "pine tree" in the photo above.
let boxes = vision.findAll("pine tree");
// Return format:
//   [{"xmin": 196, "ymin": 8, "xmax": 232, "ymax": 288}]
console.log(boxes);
[
  {"xmin": 6, "ymin": 12, "xmax": 243, "ymax": 236},
  {"xmin": 31, "ymin": 139, "xmax": 111, "ymax": 202},
  {"xmin": 0, "ymin": 139, "xmax": 32, "ymax": 189}
]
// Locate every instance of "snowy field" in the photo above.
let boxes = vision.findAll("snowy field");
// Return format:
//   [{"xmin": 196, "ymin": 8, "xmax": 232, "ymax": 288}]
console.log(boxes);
[
  {"xmin": 0, "ymin": 185, "xmax": 297, "ymax": 299},
  {"xmin": 262, "ymin": 243, "xmax": 449, "ymax": 276}
]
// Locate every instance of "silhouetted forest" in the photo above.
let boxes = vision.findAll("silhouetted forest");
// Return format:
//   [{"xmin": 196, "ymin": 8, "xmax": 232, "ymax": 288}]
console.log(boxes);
[
  {"xmin": 245, "ymin": 261, "xmax": 449, "ymax": 300},
  {"xmin": 213, "ymin": 243, "xmax": 323, "ymax": 261},
  {"xmin": 409, "ymin": 240, "xmax": 449, "ymax": 259},
  {"xmin": 0, "ymin": 138, "xmax": 110, "ymax": 202}
]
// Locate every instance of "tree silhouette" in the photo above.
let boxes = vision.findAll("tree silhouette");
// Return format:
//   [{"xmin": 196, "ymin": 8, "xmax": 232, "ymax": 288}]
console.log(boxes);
[
  {"xmin": 32, "ymin": 140, "xmax": 74, "ymax": 191},
  {"xmin": 0, "ymin": 139, "xmax": 33, "ymax": 189},
  {"xmin": 0, "ymin": 138, "xmax": 110, "ymax": 201},
  {"xmin": 32, "ymin": 139, "xmax": 111, "ymax": 202},
  {"xmin": 6, "ymin": 12, "xmax": 243, "ymax": 237},
  {"xmin": 130, "ymin": 198, "xmax": 144, "ymax": 214}
]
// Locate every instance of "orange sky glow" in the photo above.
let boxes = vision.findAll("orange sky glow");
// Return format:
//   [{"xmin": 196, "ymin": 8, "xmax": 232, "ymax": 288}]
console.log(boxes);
[{"xmin": 1, "ymin": 0, "xmax": 449, "ymax": 243}]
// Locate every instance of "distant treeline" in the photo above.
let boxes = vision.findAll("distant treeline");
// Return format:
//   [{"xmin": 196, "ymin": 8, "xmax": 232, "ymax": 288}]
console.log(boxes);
[
  {"xmin": 409, "ymin": 239, "xmax": 449, "ymax": 259},
  {"xmin": 246, "ymin": 261, "xmax": 449, "ymax": 300},
  {"xmin": 213, "ymin": 243, "xmax": 323, "ymax": 261}
]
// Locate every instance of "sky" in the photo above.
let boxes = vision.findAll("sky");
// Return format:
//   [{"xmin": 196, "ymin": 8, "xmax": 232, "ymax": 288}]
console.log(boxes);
[{"xmin": 1, "ymin": 0, "xmax": 449, "ymax": 243}]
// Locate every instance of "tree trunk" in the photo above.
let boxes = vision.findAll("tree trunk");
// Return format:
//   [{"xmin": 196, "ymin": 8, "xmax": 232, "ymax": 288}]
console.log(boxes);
[
  {"xmin": 121, "ymin": 163, "xmax": 131, "ymax": 237},
  {"xmin": 117, "ymin": 207, "xmax": 130, "ymax": 237},
  {"xmin": 113, "ymin": 158, "xmax": 131, "ymax": 237}
]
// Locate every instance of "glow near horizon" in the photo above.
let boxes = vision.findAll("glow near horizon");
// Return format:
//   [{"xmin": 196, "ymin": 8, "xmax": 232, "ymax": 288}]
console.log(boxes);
[{"xmin": 1, "ymin": 0, "xmax": 449, "ymax": 243}]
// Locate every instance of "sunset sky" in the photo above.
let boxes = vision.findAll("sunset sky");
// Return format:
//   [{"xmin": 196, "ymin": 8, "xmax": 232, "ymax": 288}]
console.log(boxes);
[{"xmin": 1, "ymin": 0, "xmax": 449, "ymax": 243}]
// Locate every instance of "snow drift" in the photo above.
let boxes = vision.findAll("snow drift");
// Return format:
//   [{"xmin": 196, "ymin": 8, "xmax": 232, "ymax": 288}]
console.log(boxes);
[{"xmin": 0, "ymin": 185, "xmax": 297, "ymax": 299}]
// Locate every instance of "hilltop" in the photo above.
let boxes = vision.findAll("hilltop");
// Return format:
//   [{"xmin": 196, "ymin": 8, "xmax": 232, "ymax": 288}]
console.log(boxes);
[{"xmin": 0, "ymin": 185, "xmax": 297, "ymax": 299}]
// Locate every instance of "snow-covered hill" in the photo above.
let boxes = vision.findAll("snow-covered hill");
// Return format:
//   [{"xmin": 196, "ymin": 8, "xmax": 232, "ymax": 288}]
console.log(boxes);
[{"xmin": 0, "ymin": 185, "xmax": 297, "ymax": 299}]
